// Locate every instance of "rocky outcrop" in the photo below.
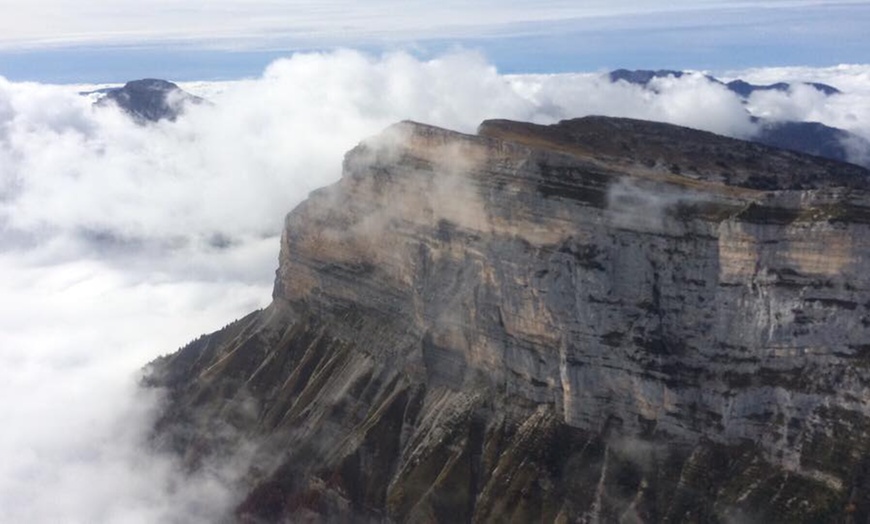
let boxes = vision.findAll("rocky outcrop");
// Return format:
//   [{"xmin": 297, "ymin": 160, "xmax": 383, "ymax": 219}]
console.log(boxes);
[{"xmin": 147, "ymin": 116, "xmax": 870, "ymax": 522}]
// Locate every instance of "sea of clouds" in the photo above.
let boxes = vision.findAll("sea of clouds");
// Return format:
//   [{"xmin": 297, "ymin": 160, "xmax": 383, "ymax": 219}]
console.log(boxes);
[{"xmin": 1, "ymin": 50, "xmax": 869, "ymax": 522}]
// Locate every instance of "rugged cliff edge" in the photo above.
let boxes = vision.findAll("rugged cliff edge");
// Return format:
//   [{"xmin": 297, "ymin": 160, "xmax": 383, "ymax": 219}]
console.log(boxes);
[{"xmin": 146, "ymin": 116, "xmax": 870, "ymax": 523}]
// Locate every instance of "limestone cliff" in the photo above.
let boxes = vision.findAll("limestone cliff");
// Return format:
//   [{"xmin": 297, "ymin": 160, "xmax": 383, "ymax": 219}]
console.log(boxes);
[{"xmin": 147, "ymin": 116, "xmax": 870, "ymax": 523}]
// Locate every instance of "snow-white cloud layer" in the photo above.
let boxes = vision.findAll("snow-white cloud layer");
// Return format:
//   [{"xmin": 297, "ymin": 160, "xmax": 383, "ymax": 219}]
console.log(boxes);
[{"xmin": 1, "ymin": 50, "xmax": 869, "ymax": 522}]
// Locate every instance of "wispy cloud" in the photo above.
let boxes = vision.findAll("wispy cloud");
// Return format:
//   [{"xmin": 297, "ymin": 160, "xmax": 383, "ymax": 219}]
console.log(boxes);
[{"xmin": 0, "ymin": 1, "xmax": 867, "ymax": 51}]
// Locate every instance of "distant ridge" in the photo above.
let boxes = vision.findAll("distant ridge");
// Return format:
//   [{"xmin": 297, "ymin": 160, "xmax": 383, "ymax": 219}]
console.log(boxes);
[
  {"xmin": 607, "ymin": 69, "xmax": 869, "ymax": 167},
  {"xmin": 608, "ymin": 68, "xmax": 841, "ymax": 97},
  {"xmin": 754, "ymin": 120, "xmax": 870, "ymax": 171},
  {"xmin": 84, "ymin": 74, "xmax": 867, "ymax": 168}
]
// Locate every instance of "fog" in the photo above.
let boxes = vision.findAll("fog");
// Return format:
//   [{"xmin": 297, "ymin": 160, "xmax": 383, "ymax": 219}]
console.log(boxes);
[{"xmin": 1, "ymin": 50, "xmax": 868, "ymax": 521}]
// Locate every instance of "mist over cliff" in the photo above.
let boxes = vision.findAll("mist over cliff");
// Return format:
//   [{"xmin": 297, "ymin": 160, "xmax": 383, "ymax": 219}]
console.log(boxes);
[
  {"xmin": 2, "ymin": 51, "xmax": 870, "ymax": 521},
  {"xmin": 148, "ymin": 116, "xmax": 870, "ymax": 521}
]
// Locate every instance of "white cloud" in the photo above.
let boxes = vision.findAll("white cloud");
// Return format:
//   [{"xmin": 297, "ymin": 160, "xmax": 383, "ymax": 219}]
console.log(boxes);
[
  {"xmin": 0, "ymin": 1, "xmax": 865, "ymax": 50},
  {"xmin": 0, "ymin": 253, "xmax": 266, "ymax": 523},
  {"xmin": 0, "ymin": 51, "xmax": 869, "ymax": 522},
  {"xmin": 720, "ymin": 65, "xmax": 870, "ymax": 166},
  {"xmin": 722, "ymin": 63, "xmax": 870, "ymax": 95},
  {"xmin": 2, "ymin": 50, "xmax": 787, "ymax": 247}
]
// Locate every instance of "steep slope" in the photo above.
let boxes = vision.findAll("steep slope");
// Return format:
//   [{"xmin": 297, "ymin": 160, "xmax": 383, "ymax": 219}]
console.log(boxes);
[{"xmin": 147, "ymin": 116, "xmax": 870, "ymax": 522}]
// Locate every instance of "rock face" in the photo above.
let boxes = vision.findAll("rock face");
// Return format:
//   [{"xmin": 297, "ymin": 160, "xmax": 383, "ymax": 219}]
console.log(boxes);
[
  {"xmin": 147, "ymin": 116, "xmax": 870, "ymax": 522},
  {"xmin": 95, "ymin": 78, "xmax": 203, "ymax": 122}
]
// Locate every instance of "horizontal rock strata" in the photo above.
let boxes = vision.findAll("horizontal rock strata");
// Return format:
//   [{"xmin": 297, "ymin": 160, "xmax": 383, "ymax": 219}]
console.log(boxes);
[{"xmin": 148, "ymin": 116, "xmax": 870, "ymax": 522}]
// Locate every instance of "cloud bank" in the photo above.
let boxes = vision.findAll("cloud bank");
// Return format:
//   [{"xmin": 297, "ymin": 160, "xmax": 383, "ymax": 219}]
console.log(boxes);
[{"xmin": 1, "ymin": 50, "xmax": 869, "ymax": 522}]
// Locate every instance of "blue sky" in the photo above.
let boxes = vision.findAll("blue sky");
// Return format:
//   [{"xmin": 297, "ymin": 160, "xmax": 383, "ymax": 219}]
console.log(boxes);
[{"xmin": 1, "ymin": 1, "xmax": 868, "ymax": 83}]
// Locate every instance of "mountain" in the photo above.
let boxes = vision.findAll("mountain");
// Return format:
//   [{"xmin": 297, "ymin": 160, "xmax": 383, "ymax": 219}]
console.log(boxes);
[
  {"xmin": 608, "ymin": 68, "xmax": 694, "ymax": 85},
  {"xmin": 608, "ymin": 69, "xmax": 867, "ymax": 168},
  {"xmin": 754, "ymin": 120, "xmax": 870, "ymax": 173},
  {"xmin": 88, "ymin": 74, "xmax": 868, "ymax": 169},
  {"xmin": 608, "ymin": 68, "xmax": 842, "ymax": 97},
  {"xmin": 146, "ymin": 116, "xmax": 870, "ymax": 522},
  {"xmin": 94, "ymin": 78, "xmax": 204, "ymax": 122},
  {"xmin": 725, "ymin": 79, "xmax": 841, "ymax": 98}
]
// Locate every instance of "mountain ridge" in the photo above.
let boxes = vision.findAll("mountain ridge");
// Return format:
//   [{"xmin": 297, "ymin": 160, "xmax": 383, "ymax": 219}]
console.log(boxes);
[
  {"xmin": 607, "ymin": 68, "xmax": 842, "ymax": 97},
  {"xmin": 607, "ymin": 69, "xmax": 870, "ymax": 168}
]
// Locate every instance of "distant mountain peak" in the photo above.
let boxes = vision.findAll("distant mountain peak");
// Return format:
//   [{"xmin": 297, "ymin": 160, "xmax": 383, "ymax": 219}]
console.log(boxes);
[
  {"xmin": 604, "ymin": 69, "xmax": 865, "ymax": 167},
  {"xmin": 608, "ymin": 68, "xmax": 691, "ymax": 84},
  {"xmin": 725, "ymin": 78, "xmax": 841, "ymax": 97},
  {"xmin": 608, "ymin": 68, "xmax": 842, "ymax": 98},
  {"xmin": 92, "ymin": 78, "xmax": 205, "ymax": 123}
]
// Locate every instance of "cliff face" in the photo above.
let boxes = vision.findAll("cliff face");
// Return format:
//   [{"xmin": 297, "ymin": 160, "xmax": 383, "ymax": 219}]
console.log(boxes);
[{"xmin": 147, "ymin": 116, "xmax": 870, "ymax": 523}]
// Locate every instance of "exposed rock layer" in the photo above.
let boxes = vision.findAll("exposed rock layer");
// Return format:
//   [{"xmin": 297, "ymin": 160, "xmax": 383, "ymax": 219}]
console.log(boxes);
[{"xmin": 148, "ymin": 116, "xmax": 870, "ymax": 522}]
